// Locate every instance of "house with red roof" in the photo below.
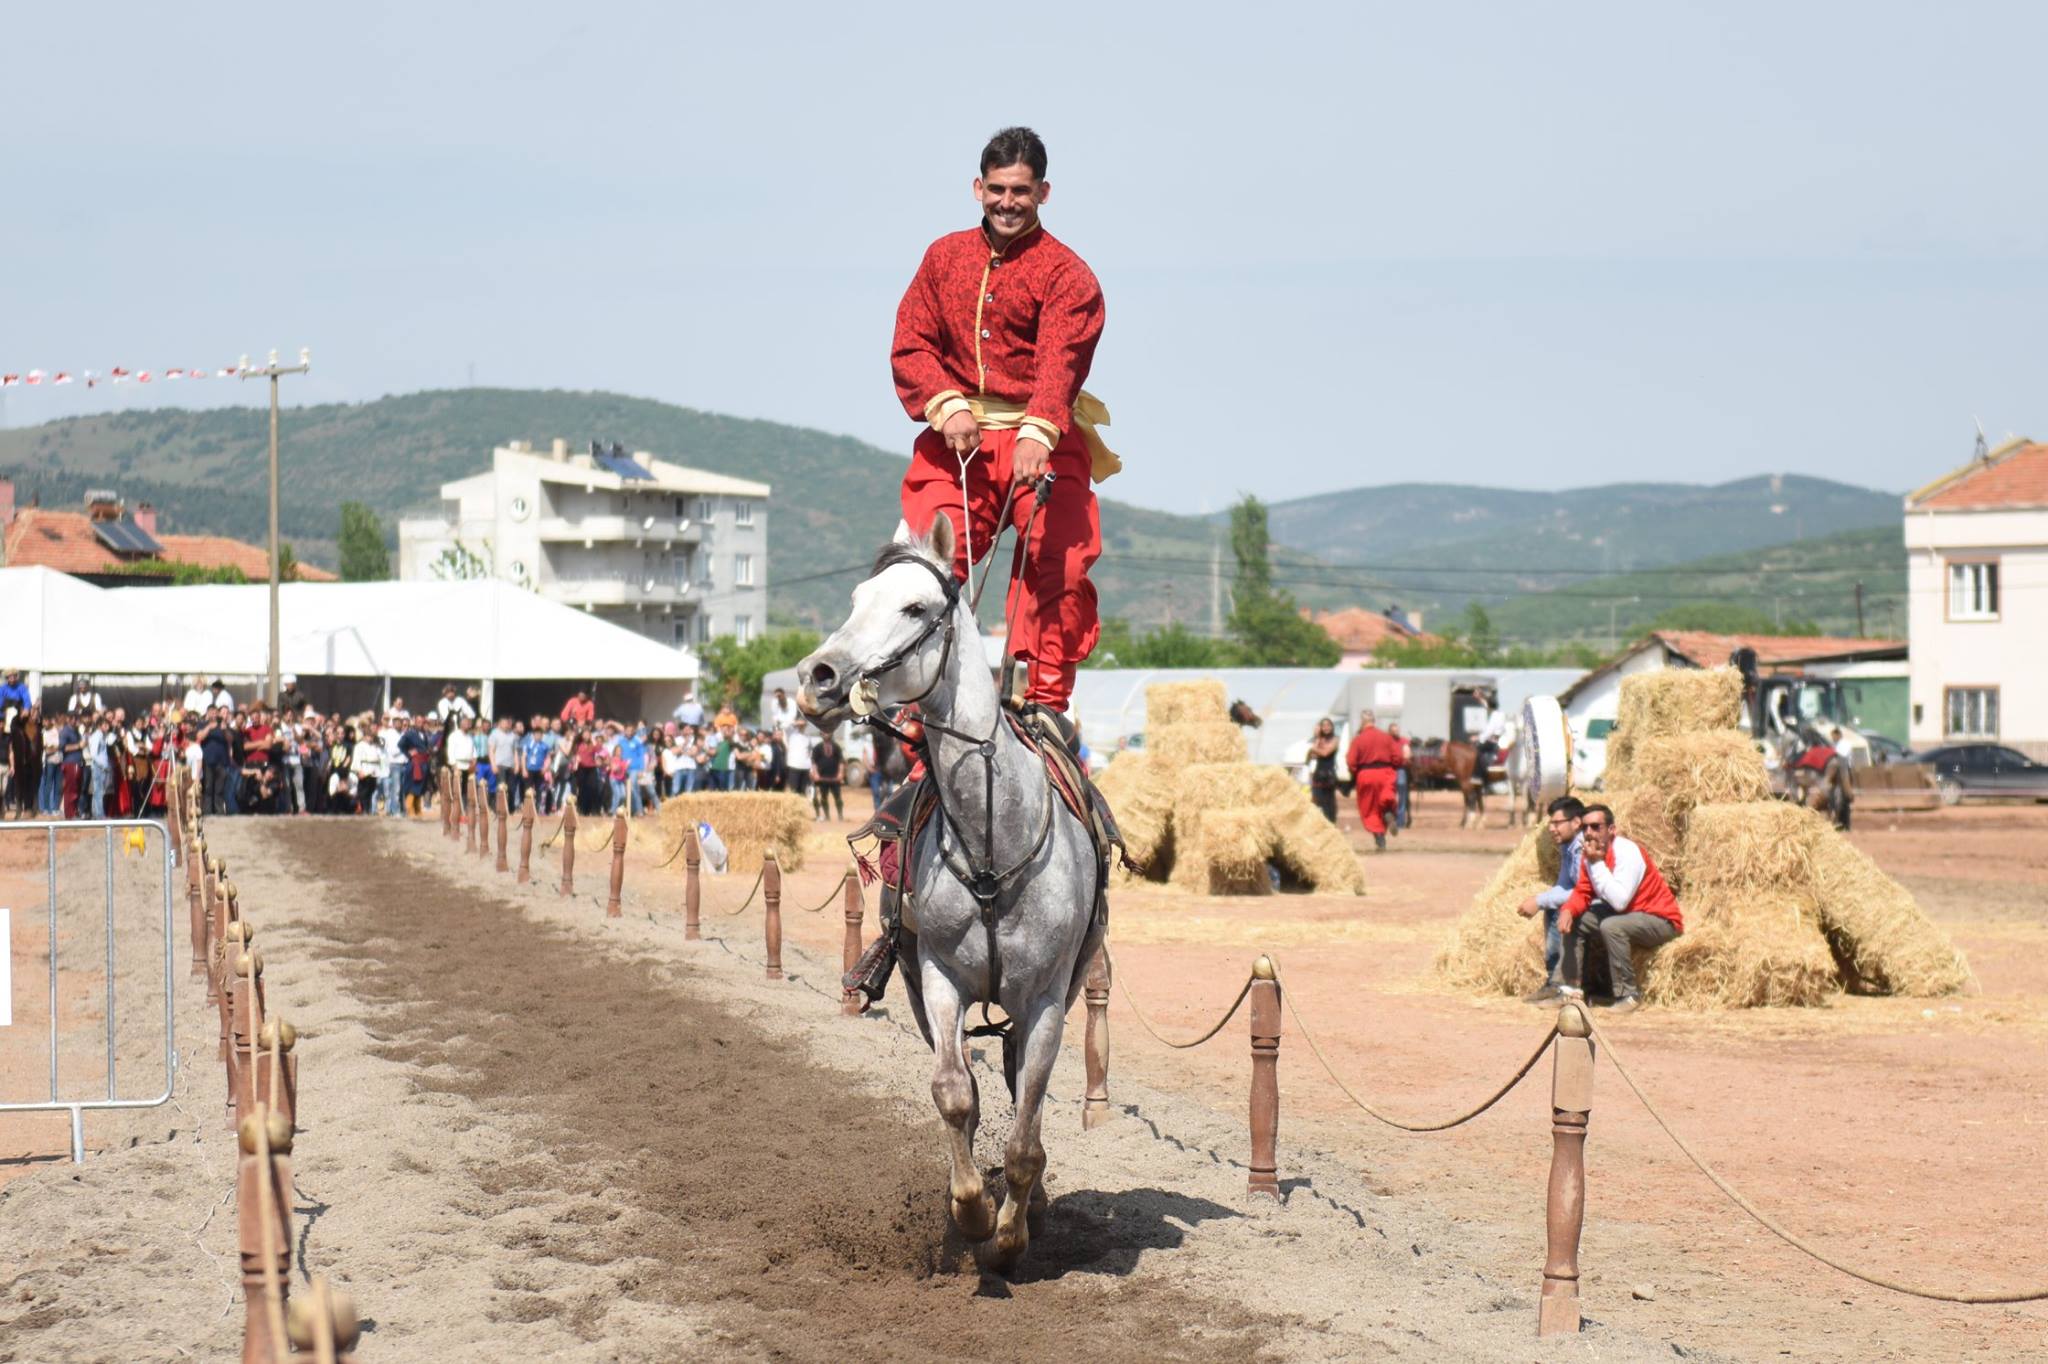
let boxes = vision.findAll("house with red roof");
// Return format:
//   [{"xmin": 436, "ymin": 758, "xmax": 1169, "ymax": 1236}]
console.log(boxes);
[
  {"xmin": 0, "ymin": 480, "xmax": 334, "ymax": 585},
  {"xmin": 1308, "ymin": 605, "xmax": 1440, "ymax": 667},
  {"xmin": 1904, "ymin": 437, "xmax": 2047, "ymax": 758}
]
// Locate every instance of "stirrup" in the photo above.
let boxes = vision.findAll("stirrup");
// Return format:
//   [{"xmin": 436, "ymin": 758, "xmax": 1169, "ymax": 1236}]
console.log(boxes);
[
  {"xmin": 1018, "ymin": 703, "xmax": 1080, "ymax": 755},
  {"xmin": 843, "ymin": 933, "xmax": 897, "ymax": 1002}
]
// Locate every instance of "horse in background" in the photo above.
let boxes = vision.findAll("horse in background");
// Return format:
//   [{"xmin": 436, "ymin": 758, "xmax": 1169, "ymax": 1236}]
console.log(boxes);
[{"xmin": 1408, "ymin": 740, "xmax": 1491, "ymax": 829}]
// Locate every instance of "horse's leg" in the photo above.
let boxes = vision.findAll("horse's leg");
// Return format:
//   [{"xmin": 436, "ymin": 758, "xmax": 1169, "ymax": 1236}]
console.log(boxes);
[
  {"xmin": 923, "ymin": 959, "xmax": 995, "ymax": 1241},
  {"xmin": 988, "ymin": 993, "xmax": 1063, "ymax": 1270}
]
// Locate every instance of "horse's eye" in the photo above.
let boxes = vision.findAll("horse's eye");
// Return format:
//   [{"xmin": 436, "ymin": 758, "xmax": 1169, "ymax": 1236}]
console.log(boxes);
[{"xmin": 903, "ymin": 603, "xmax": 926, "ymax": 618}]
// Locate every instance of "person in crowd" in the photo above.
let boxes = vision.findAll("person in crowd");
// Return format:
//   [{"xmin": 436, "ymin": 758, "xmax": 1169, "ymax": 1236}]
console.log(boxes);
[
  {"xmin": 1388, "ymin": 721, "xmax": 1414, "ymax": 831},
  {"xmin": 766, "ymin": 687, "xmax": 797, "ymax": 732},
  {"xmin": 197, "ymin": 707, "xmax": 232, "ymax": 815},
  {"xmin": 55, "ymin": 709, "xmax": 85, "ymax": 818},
  {"xmin": 180, "ymin": 675, "xmax": 212, "ymax": 718},
  {"xmin": 632, "ymin": 724, "xmax": 662, "ymax": 814},
  {"xmin": 714, "ymin": 698, "xmax": 739, "ymax": 735},
  {"xmin": 207, "ymin": 679, "xmax": 235, "ymax": 713},
  {"xmin": 302, "ymin": 721, "xmax": 329, "ymax": 815},
  {"xmin": 1516, "ymin": 796, "xmax": 1586, "ymax": 1003},
  {"xmin": 377, "ymin": 714, "xmax": 405, "ymax": 816},
  {"xmin": 1345, "ymin": 708, "xmax": 1400, "ymax": 852},
  {"xmin": 1472, "ymin": 687, "xmax": 1507, "ymax": 779},
  {"xmin": 561, "ymin": 689, "xmax": 596, "ymax": 727},
  {"xmin": 326, "ymin": 723, "xmax": 355, "ymax": 813},
  {"xmin": 68, "ymin": 677, "xmax": 106, "ymax": 716},
  {"xmin": 1307, "ymin": 718, "xmax": 1339, "ymax": 823},
  {"xmin": 1557, "ymin": 803, "xmax": 1684, "ymax": 1014},
  {"xmin": 487, "ymin": 715, "xmax": 521, "ymax": 810},
  {"xmin": 279, "ymin": 712, "xmax": 307, "ymax": 814},
  {"xmin": 436, "ymin": 684, "xmax": 476, "ymax": 726},
  {"xmin": 85, "ymin": 714, "xmax": 116, "ymax": 819},
  {"xmin": 38, "ymin": 712, "xmax": 62, "ymax": 815},
  {"xmin": 446, "ymin": 714, "xmax": 477, "ymax": 818},
  {"xmin": 811, "ymin": 727, "xmax": 845, "ymax": 822},
  {"xmin": 783, "ymin": 722, "xmax": 812, "ymax": 799},
  {"xmin": 352, "ymin": 724, "xmax": 385, "ymax": 815},
  {"xmin": 672, "ymin": 691, "xmax": 705, "ymax": 729},
  {"xmin": 521, "ymin": 717, "xmax": 552, "ymax": 813},
  {"xmin": 707, "ymin": 723, "xmax": 735, "ymax": 792},
  {"xmin": 398, "ymin": 715, "xmax": 430, "ymax": 817}
]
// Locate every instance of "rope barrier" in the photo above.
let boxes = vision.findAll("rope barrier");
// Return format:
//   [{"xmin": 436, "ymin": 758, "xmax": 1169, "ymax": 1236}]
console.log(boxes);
[
  {"xmin": 536, "ymin": 809, "xmax": 571, "ymax": 851},
  {"xmin": 797, "ymin": 871, "xmax": 852, "ymax": 914},
  {"xmin": 243, "ymin": 949, "xmax": 290, "ymax": 1364},
  {"xmin": 1273, "ymin": 962, "xmax": 1559, "ymax": 1132},
  {"xmin": 719, "ymin": 867, "xmax": 769, "ymax": 916},
  {"xmin": 653, "ymin": 833, "xmax": 690, "ymax": 870},
  {"xmin": 1106, "ymin": 946, "xmax": 1257, "ymax": 1050},
  {"xmin": 1587, "ymin": 1017, "xmax": 2048, "ymax": 1305}
]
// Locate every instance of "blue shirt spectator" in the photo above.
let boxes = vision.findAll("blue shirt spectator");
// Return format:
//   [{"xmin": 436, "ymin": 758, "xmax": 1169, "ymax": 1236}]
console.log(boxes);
[
  {"xmin": 523, "ymin": 732, "xmax": 552, "ymax": 773},
  {"xmin": 619, "ymin": 734, "xmax": 648, "ymax": 775}
]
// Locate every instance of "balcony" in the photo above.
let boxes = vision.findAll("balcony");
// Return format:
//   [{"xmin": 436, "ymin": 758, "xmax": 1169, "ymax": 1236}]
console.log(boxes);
[
  {"xmin": 544, "ymin": 572, "xmax": 700, "ymax": 608},
  {"xmin": 536, "ymin": 514, "xmax": 700, "ymax": 546}
]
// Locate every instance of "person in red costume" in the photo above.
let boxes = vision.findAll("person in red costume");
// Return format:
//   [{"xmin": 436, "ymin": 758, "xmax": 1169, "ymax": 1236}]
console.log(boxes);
[
  {"xmin": 891, "ymin": 125, "xmax": 1119, "ymax": 722},
  {"xmin": 1345, "ymin": 709, "xmax": 1400, "ymax": 851}
]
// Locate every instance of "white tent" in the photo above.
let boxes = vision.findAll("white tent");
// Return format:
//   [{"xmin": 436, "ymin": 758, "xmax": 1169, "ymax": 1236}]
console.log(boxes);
[{"xmin": 0, "ymin": 566, "xmax": 256, "ymax": 676}]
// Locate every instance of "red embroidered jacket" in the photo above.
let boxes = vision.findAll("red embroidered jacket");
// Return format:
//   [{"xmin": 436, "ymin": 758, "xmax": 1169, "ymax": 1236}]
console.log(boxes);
[{"xmin": 892, "ymin": 220, "xmax": 1104, "ymax": 446}]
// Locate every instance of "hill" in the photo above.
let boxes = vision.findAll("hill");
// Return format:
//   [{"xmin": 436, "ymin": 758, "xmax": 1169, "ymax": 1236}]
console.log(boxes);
[{"xmin": 0, "ymin": 389, "xmax": 1347, "ymax": 630}]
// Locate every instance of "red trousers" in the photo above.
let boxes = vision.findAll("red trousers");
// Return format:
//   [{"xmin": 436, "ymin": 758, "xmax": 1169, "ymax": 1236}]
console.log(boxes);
[
  {"xmin": 900, "ymin": 424, "xmax": 1101, "ymax": 710},
  {"xmin": 1354, "ymin": 768, "xmax": 1396, "ymax": 835}
]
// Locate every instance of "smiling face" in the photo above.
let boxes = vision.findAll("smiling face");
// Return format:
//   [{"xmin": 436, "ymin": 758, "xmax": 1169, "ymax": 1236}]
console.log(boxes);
[{"xmin": 975, "ymin": 162, "xmax": 1047, "ymax": 247}]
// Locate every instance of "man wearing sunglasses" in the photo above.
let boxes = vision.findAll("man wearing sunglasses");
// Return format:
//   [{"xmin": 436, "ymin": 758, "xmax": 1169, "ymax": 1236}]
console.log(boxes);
[
  {"xmin": 1516, "ymin": 795, "xmax": 1587, "ymax": 1002},
  {"xmin": 1555, "ymin": 803, "xmax": 1684, "ymax": 1013}
]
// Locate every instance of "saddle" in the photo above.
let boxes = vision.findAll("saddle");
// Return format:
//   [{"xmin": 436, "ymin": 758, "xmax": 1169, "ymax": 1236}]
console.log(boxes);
[{"xmin": 843, "ymin": 704, "xmax": 1126, "ymax": 1006}]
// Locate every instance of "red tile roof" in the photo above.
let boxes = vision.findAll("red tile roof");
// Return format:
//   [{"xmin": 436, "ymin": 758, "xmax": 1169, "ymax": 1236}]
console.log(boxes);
[
  {"xmin": 1908, "ymin": 439, "xmax": 2048, "ymax": 511},
  {"xmin": 2, "ymin": 509, "xmax": 335, "ymax": 581},
  {"xmin": 1311, "ymin": 607, "xmax": 1439, "ymax": 655},
  {"xmin": 1652, "ymin": 630, "xmax": 1903, "ymax": 666}
]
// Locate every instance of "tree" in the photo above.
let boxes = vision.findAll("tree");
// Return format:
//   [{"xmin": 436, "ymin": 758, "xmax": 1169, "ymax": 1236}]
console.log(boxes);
[
  {"xmin": 1460, "ymin": 602, "xmax": 1499, "ymax": 660},
  {"xmin": 277, "ymin": 541, "xmax": 299, "ymax": 582},
  {"xmin": 1089, "ymin": 619, "xmax": 1235, "ymax": 668},
  {"xmin": 338, "ymin": 501, "xmax": 392, "ymax": 581},
  {"xmin": 698, "ymin": 628, "xmax": 821, "ymax": 713},
  {"xmin": 1223, "ymin": 496, "xmax": 1341, "ymax": 667},
  {"xmin": 429, "ymin": 541, "xmax": 491, "ymax": 581}
]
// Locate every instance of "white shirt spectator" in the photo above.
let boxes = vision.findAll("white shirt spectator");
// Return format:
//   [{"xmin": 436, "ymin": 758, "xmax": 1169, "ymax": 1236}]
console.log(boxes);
[
  {"xmin": 209, "ymin": 687, "xmax": 235, "ymax": 711},
  {"xmin": 766, "ymin": 695, "xmax": 797, "ymax": 730},
  {"xmin": 69, "ymin": 689, "xmax": 105, "ymax": 714},
  {"xmin": 1477, "ymin": 708, "xmax": 1508, "ymax": 746},
  {"xmin": 352, "ymin": 737, "xmax": 384, "ymax": 778},
  {"xmin": 784, "ymin": 727, "xmax": 813, "ymax": 771},
  {"xmin": 446, "ymin": 729, "xmax": 476, "ymax": 770},
  {"xmin": 673, "ymin": 697, "xmax": 706, "ymax": 727},
  {"xmin": 182, "ymin": 684, "xmax": 211, "ymax": 715},
  {"xmin": 379, "ymin": 725, "xmax": 403, "ymax": 766},
  {"xmin": 437, "ymin": 694, "xmax": 477, "ymax": 724},
  {"xmin": 86, "ymin": 728, "xmax": 114, "ymax": 770}
]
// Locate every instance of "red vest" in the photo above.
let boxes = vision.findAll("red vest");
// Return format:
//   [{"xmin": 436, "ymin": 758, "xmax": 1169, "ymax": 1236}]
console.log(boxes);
[{"xmin": 1562, "ymin": 836, "xmax": 1684, "ymax": 932}]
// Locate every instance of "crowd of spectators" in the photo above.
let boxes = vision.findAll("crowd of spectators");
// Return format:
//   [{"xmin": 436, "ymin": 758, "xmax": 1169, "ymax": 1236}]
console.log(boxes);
[{"xmin": 0, "ymin": 674, "xmax": 906, "ymax": 826}]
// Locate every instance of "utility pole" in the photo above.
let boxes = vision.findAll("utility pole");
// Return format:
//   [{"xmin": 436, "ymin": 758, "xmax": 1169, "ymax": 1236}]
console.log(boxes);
[
  {"xmin": 1209, "ymin": 538, "xmax": 1223, "ymax": 638},
  {"xmin": 1854, "ymin": 580, "xmax": 1866, "ymax": 636},
  {"xmin": 239, "ymin": 348, "xmax": 311, "ymax": 707}
]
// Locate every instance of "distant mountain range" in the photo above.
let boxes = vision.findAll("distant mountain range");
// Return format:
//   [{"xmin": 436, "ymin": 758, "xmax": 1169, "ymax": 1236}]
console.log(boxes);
[{"xmin": 0, "ymin": 390, "xmax": 1905, "ymax": 640}]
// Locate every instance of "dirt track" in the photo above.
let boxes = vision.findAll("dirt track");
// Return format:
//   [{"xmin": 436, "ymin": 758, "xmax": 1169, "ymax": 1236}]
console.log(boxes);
[{"xmin": 2, "ymin": 816, "xmax": 1707, "ymax": 1362}]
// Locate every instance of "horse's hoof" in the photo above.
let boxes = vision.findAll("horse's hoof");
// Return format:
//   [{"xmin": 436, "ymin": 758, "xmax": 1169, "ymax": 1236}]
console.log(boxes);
[
  {"xmin": 952, "ymin": 1191, "xmax": 997, "ymax": 1243},
  {"xmin": 981, "ymin": 1225, "xmax": 1029, "ymax": 1273}
]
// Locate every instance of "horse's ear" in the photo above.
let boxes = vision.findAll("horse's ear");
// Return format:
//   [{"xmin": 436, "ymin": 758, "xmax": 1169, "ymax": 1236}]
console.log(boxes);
[
  {"xmin": 890, "ymin": 518, "xmax": 914, "ymax": 545},
  {"xmin": 925, "ymin": 513, "xmax": 955, "ymax": 569}
]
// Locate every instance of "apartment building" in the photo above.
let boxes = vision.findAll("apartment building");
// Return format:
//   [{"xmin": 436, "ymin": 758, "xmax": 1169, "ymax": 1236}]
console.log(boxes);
[
  {"xmin": 1903, "ymin": 437, "xmax": 2048, "ymax": 758},
  {"xmin": 398, "ymin": 439, "xmax": 769, "ymax": 651}
]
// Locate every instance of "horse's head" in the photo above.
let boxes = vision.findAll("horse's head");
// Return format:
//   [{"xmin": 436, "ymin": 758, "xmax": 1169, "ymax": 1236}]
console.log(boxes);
[{"xmin": 798, "ymin": 516, "xmax": 966, "ymax": 727}]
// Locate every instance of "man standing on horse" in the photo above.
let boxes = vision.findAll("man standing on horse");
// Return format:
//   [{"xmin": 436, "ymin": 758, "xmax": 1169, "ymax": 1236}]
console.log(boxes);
[
  {"xmin": 892, "ymin": 125, "xmax": 1117, "ymax": 730},
  {"xmin": 1346, "ymin": 708, "xmax": 1401, "ymax": 851}
]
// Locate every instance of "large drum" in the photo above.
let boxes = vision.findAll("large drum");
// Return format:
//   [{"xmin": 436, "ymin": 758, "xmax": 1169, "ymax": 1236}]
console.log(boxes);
[{"xmin": 1516, "ymin": 695, "xmax": 1574, "ymax": 808}]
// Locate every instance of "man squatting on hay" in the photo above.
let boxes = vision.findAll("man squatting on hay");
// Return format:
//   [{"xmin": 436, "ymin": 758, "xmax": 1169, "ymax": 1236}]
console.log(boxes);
[
  {"xmin": 1555, "ymin": 802, "xmax": 1684, "ymax": 1014},
  {"xmin": 1516, "ymin": 795, "xmax": 1587, "ymax": 1003},
  {"xmin": 891, "ymin": 125, "xmax": 1117, "ymax": 722}
]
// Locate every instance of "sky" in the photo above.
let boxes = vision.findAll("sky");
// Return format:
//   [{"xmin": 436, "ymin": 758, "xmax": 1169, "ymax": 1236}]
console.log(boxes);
[{"xmin": 3, "ymin": 1, "xmax": 2045, "ymax": 515}]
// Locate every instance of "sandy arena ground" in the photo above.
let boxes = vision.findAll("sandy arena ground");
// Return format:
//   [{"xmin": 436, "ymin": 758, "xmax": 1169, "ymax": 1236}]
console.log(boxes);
[{"xmin": 2, "ymin": 793, "xmax": 2045, "ymax": 1362}]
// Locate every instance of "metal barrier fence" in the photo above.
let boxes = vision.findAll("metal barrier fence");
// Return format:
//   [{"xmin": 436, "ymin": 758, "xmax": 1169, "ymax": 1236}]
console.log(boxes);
[{"xmin": 0, "ymin": 818, "xmax": 177, "ymax": 1162}]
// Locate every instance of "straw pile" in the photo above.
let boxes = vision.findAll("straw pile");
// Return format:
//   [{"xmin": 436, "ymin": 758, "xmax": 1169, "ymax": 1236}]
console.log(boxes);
[
  {"xmin": 654, "ymin": 793, "xmax": 812, "ymax": 873},
  {"xmin": 1433, "ymin": 668, "xmax": 1971, "ymax": 1008},
  {"xmin": 1100, "ymin": 682, "xmax": 1364, "ymax": 895}
]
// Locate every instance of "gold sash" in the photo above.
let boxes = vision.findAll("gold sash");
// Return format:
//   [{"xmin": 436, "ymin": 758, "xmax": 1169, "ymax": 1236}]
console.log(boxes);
[{"xmin": 967, "ymin": 391, "xmax": 1120, "ymax": 482}]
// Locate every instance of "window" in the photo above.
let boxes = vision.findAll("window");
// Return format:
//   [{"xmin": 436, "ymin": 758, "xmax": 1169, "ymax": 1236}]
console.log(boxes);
[
  {"xmin": 672, "ymin": 553, "xmax": 692, "ymax": 590},
  {"xmin": 734, "ymin": 553, "xmax": 754, "ymax": 586},
  {"xmin": 1945, "ymin": 687, "xmax": 1998, "ymax": 738},
  {"xmin": 673, "ymin": 496, "xmax": 689, "ymax": 520},
  {"xmin": 734, "ymin": 499, "xmax": 755, "ymax": 527},
  {"xmin": 697, "ymin": 613, "xmax": 713, "ymax": 644},
  {"xmin": 697, "ymin": 497, "xmax": 717, "ymax": 521},
  {"xmin": 1947, "ymin": 561, "xmax": 1999, "ymax": 620},
  {"xmin": 735, "ymin": 615, "xmax": 754, "ymax": 645},
  {"xmin": 671, "ymin": 620, "xmax": 690, "ymax": 646}
]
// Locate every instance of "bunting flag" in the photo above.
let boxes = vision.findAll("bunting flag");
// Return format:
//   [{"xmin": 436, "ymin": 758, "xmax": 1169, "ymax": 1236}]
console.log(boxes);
[{"xmin": 1, "ymin": 361, "xmax": 252, "ymax": 389}]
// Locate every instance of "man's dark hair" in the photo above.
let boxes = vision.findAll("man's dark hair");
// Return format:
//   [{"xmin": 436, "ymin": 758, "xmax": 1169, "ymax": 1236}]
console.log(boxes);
[
  {"xmin": 1546, "ymin": 795, "xmax": 1586, "ymax": 820},
  {"xmin": 981, "ymin": 126, "xmax": 1047, "ymax": 180},
  {"xmin": 1581, "ymin": 803, "xmax": 1615, "ymax": 826}
]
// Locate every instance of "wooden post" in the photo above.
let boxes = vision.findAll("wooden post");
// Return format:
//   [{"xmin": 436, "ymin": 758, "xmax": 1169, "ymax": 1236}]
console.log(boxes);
[
  {"xmin": 166, "ymin": 766, "xmax": 183, "ymax": 864},
  {"xmin": 441, "ymin": 769, "xmax": 455, "ymax": 839},
  {"xmin": 186, "ymin": 817, "xmax": 207, "ymax": 982},
  {"xmin": 683, "ymin": 824, "xmax": 701, "ymax": 941},
  {"xmin": 256, "ymin": 1018, "xmax": 299, "ymax": 1134},
  {"xmin": 517, "ymin": 803, "xmax": 535, "ymax": 884},
  {"xmin": 286, "ymin": 1277, "xmax": 361, "ymax": 1363},
  {"xmin": 1540, "ymin": 1002, "xmax": 1594, "ymax": 1337},
  {"xmin": 494, "ymin": 785, "xmax": 510, "ymax": 873},
  {"xmin": 1082, "ymin": 942, "xmax": 1112, "ymax": 1129},
  {"xmin": 763, "ymin": 852, "xmax": 783, "ymax": 980},
  {"xmin": 214, "ymin": 884, "xmax": 241, "ymax": 1065},
  {"xmin": 477, "ymin": 777, "xmax": 492, "ymax": 863},
  {"xmin": 559, "ymin": 797, "xmax": 578, "ymax": 896},
  {"xmin": 202, "ymin": 858, "xmax": 223, "ymax": 1007},
  {"xmin": 605, "ymin": 812, "xmax": 627, "ymax": 917},
  {"xmin": 228, "ymin": 947, "xmax": 264, "ymax": 1133},
  {"xmin": 1246, "ymin": 955, "xmax": 1282, "ymax": 1199},
  {"xmin": 839, "ymin": 870, "xmax": 865, "ymax": 1015},
  {"xmin": 236, "ymin": 1108, "xmax": 293, "ymax": 1364}
]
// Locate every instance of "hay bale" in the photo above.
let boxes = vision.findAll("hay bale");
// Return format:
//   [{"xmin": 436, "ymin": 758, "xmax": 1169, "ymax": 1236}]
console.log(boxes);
[
  {"xmin": 1146, "ymin": 679, "xmax": 1228, "ymax": 728},
  {"xmin": 654, "ymin": 793, "xmax": 811, "ymax": 873},
  {"xmin": 1804, "ymin": 835, "xmax": 1973, "ymax": 996},
  {"xmin": 1615, "ymin": 667, "xmax": 1744, "ymax": 741},
  {"xmin": 1266, "ymin": 799, "xmax": 1366, "ymax": 894},
  {"xmin": 1173, "ymin": 807, "xmax": 1277, "ymax": 895},
  {"xmin": 1094, "ymin": 752, "xmax": 1173, "ymax": 873},
  {"xmin": 1431, "ymin": 826, "xmax": 1551, "ymax": 997},
  {"xmin": 1682, "ymin": 800, "xmax": 1826, "ymax": 892},
  {"xmin": 1639, "ymin": 891, "xmax": 1839, "ymax": 1009},
  {"xmin": 1146, "ymin": 721, "xmax": 1248, "ymax": 768},
  {"xmin": 1629, "ymin": 731, "xmax": 1769, "ymax": 815}
]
